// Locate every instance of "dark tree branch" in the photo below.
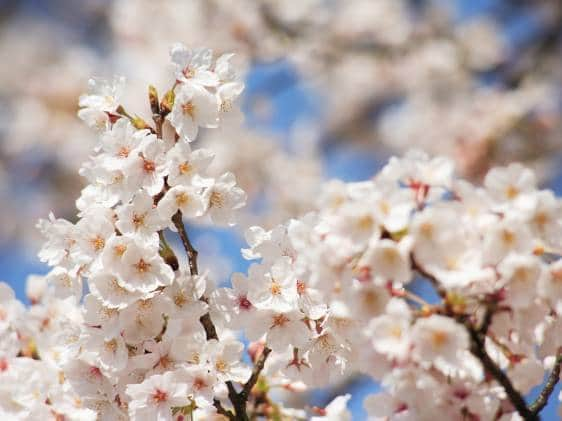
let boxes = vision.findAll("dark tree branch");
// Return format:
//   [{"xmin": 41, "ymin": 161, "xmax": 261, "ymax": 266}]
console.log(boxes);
[
  {"xmin": 529, "ymin": 349, "xmax": 562, "ymax": 415},
  {"xmin": 411, "ymin": 255, "xmax": 447, "ymax": 298},
  {"xmin": 241, "ymin": 347, "xmax": 272, "ymax": 399},
  {"xmin": 213, "ymin": 399, "xmax": 235, "ymax": 420},
  {"xmin": 466, "ymin": 325, "xmax": 537, "ymax": 420},
  {"xmin": 199, "ymin": 313, "xmax": 219, "ymax": 341},
  {"xmin": 478, "ymin": 302, "xmax": 496, "ymax": 335},
  {"xmin": 171, "ymin": 210, "xmax": 199, "ymax": 276},
  {"xmin": 414, "ymin": 260, "xmax": 539, "ymax": 420},
  {"xmin": 170, "ymin": 211, "xmax": 272, "ymax": 420}
]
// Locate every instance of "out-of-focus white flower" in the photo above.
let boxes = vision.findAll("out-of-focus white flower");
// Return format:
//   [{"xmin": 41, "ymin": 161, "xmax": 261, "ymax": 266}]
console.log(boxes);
[
  {"xmin": 311, "ymin": 394, "xmax": 352, "ymax": 420},
  {"xmin": 411, "ymin": 315, "xmax": 469, "ymax": 375},
  {"xmin": 170, "ymin": 44, "xmax": 218, "ymax": 87},
  {"xmin": 201, "ymin": 172, "xmax": 246, "ymax": 225},
  {"xmin": 78, "ymin": 76, "xmax": 125, "ymax": 130}
]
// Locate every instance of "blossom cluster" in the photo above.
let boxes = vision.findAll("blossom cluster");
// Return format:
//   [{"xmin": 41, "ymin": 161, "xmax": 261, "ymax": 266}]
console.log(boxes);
[
  {"xmin": 215, "ymin": 151, "xmax": 562, "ymax": 419},
  {"xmin": 2, "ymin": 39, "xmax": 562, "ymax": 420},
  {"xmin": 1, "ymin": 44, "xmax": 255, "ymax": 420},
  {"xmin": 2, "ymin": 1, "xmax": 561, "ymax": 247},
  {"xmin": 109, "ymin": 0, "xmax": 562, "ymax": 179}
]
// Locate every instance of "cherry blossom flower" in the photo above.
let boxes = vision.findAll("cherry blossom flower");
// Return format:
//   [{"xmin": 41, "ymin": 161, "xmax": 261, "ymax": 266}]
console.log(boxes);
[
  {"xmin": 165, "ymin": 142, "xmax": 214, "ymax": 187},
  {"xmin": 116, "ymin": 242, "xmax": 174, "ymax": 293},
  {"xmin": 168, "ymin": 84, "xmax": 219, "ymax": 141},
  {"xmin": 156, "ymin": 185, "xmax": 206, "ymax": 222},
  {"xmin": 78, "ymin": 76, "xmax": 125, "ymax": 130},
  {"xmin": 126, "ymin": 372, "xmax": 189, "ymax": 421},
  {"xmin": 201, "ymin": 172, "xmax": 247, "ymax": 225},
  {"xmin": 116, "ymin": 191, "xmax": 163, "ymax": 242},
  {"xmin": 170, "ymin": 44, "xmax": 219, "ymax": 87},
  {"xmin": 7, "ymin": 38, "xmax": 562, "ymax": 421}
]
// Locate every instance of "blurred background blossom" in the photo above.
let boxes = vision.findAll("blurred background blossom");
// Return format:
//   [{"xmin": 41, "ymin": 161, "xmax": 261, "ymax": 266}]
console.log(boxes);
[{"xmin": 0, "ymin": 0, "xmax": 561, "ymax": 417}]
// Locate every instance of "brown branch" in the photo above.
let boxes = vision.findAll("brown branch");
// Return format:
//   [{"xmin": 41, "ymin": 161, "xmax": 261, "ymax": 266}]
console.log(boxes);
[
  {"xmin": 170, "ymin": 211, "xmax": 272, "ymax": 419},
  {"xmin": 213, "ymin": 399, "xmax": 235, "ymax": 420},
  {"xmin": 478, "ymin": 302, "xmax": 497, "ymax": 335},
  {"xmin": 467, "ymin": 324, "xmax": 537, "ymax": 420},
  {"xmin": 171, "ymin": 211, "xmax": 199, "ymax": 276},
  {"xmin": 414, "ymin": 260, "xmax": 537, "ymax": 420},
  {"xmin": 411, "ymin": 255, "xmax": 447, "ymax": 298},
  {"xmin": 529, "ymin": 349, "xmax": 562, "ymax": 415},
  {"xmin": 226, "ymin": 382, "xmax": 248, "ymax": 421},
  {"xmin": 223, "ymin": 347, "xmax": 272, "ymax": 421},
  {"xmin": 241, "ymin": 347, "xmax": 272, "ymax": 399},
  {"xmin": 170, "ymin": 212, "xmax": 219, "ymax": 343},
  {"xmin": 199, "ymin": 313, "xmax": 219, "ymax": 341}
]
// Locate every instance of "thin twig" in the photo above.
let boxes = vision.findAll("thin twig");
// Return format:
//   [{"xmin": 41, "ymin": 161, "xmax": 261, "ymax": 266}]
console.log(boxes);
[
  {"xmin": 241, "ymin": 347, "xmax": 272, "ymax": 399},
  {"xmin": 213, "ymin": 399, "xmax": 235, "ymax": 420},
  {"xmin": 199, "ymin": 312, "xmax": 219, "ymax": 340},
  {"xmin": 171, "ymin": 211, "xmax": 199, "ymax": 276},
  {"xmin": 170, "ymin": 211, "xmax": 272, "ymax": 419},
  {"xmin": 467, "ymin": 324, "xmax": 537, "ymax": 421},
  {"xmin": 411, "ymin": 256, "xmax": 447, "ymax": 298},
  {"xmin": 529, "ymin": 349, "xmax": 562, "ymax": 415},
  {"xmin": 415, "ymin": 264, "xmax": 537, "ymax": 420},
  {"xmin": 478, "ymin": 302, "xmax": 496, "ymax": 335},
  {"xmin": 226, "ymin": 382, "xmax": 247, "ymax": 421}
]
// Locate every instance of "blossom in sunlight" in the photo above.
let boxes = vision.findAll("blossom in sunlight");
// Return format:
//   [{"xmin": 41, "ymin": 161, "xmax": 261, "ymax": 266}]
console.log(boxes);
[{"xmin": 2, "ymin": 38, "xmax": 562, "ymax": 421}]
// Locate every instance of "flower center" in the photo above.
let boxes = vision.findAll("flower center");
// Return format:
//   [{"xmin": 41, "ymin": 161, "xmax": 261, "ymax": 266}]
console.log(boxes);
[
  {"xmin": 114, "ymin": 244, "xmax": 127, "ymax": 257},
  {"xmin": 193, "ymin": 377, "xmax": 206, "ymax": 390},
  {"xmin": 134, "ymin": 258, "xmax": 151, "ymax": 273},
  {"xmin": 220, "ymin": 99, "xmax": 233, "ymax": 113},
  {"xmin": 183, "ymin": 67, "xmax": 195, "ymax": 79},
  {"xmin": 431, "ymin": 330, "xmax": 448, "ymax": 348},
  {"xmin": 174, "ymin": 292, "xmax": 187, "ymax": 307},
  {"xmin": 534, "ymin": 212, "xmax": 549, "ymax": 228},
  {"xmin": 175, "ymin": 192, "xmax": 190, "ymax": 207},
  {"xmin": 179, "ymin": 162, "xmax": 192, "ymax": 175},
  {"xmin": 357, "ymin": 215, "xmax": 374, "ymax": 230},
  {"xmin": 90, "ymin": 235, "xmax": 105, "ymax": 251},
  {"xmin": 88, "ymin": 366, "xmax": 102, "ymax": 378},
  {"xmin": 363, "ymin": 290, "xmax": 380, "ymax": 309},
  {"xmin": 505, "ymin": 185, "xmax": 519, "ymax": 199},
  {"xmin": 210, "ymin": 191, "xmax": 224, "ymax": 208},
  {"xmin": 272, "ymin": 313, "xmax": 290, "ymax": 327},
  {"xmin": 152, "ymin": 388, "xmax": 168, "ymax": 403},
  {"xmin": 104, "ymin": 338, "xmax": 118, "ymax": 353},
  {"xmin": 143, "ymin": 158, "xmax": 156, "ymax": 173},
  {"xmin": 182, "ymin": 102, "xmax": 195, "ymax": 118},
  {"xmin": 215, "ymin": 359, "xmax": 228, "ymax": 373},
  {"xmin": 390, "ymin": 326, "xmax": 403, "ymax": 338},
  {"xmin": 419, "ymin": 222, "xmax": 434, "ymax": 239},
  {"xmin": 513, "ymin": 267, "xmax": 531, "ymax": 283},
  {"xmin": 501, "ymin": 230, "xmax": 515, "ymax": 245},
  {"xmin": 237, "ymin": 295, "xmax": 252, "ymax": 310},
  {"xmin": 269, "ymin": 280, "xmax": 282, "ymax": 296},
  {"xmin": 132, "ymin": 212, "xmax": 145, "ymax": 228},
  {"xmin": 296, "ymin": 280, "xmax": 307, "ymax": 295},
  {"xmin": 118, "ymin": 146, "xmax": 130, "ymax": 158},
  {"xmin": 382, "ymin": 248, "xmax": 399, "ymax": 264},
  {"xmin": 100, "ymin": 307, "xmax": 118, "ymax": 320}
]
